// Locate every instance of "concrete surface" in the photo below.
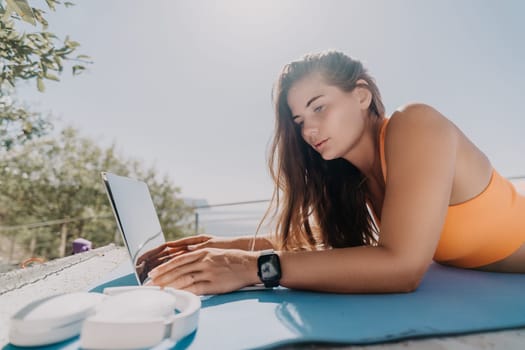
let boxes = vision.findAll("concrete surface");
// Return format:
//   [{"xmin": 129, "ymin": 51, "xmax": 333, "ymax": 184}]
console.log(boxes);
[
  {"xmin": 0, "ymin": 244, "xmax": 128, "ymax": 347},
  {"xmin": 0, "ymin": 244, "xmax": 524, "ymax": 349}
]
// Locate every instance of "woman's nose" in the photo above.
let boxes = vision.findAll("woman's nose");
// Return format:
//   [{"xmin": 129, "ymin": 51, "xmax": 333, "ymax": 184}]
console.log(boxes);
[{"xmin": 302, "ymin": 117, "xmax": 320, "ymax": 138}]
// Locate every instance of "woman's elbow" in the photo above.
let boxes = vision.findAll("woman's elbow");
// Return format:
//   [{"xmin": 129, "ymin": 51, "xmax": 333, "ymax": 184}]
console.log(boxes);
[
  {"xmin": 400, "ymin": 276, "xmax": 422, "ymax": 293},
  {"xmin": 393, "ymin": 261, "xmax": 429, "ymax": 293}
]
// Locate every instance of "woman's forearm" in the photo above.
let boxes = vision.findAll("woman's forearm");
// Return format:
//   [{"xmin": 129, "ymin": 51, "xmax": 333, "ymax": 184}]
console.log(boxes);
[
  {"xmin": 232, "ymin": 234, "xmax": 275, "ymax": 251},
  {"xmin": 245, "ymin": 246, "xmax": 426, "ymax": 293}
]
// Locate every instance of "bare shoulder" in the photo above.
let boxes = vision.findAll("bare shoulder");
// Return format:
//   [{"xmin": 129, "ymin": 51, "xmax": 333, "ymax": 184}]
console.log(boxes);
[
  {"xmin": 387, "ymin": 103, "xmax": 458, "ymax": 140},
  {"xmin": 383, "ymin": 103, "xmax": 460, "ymax": 168}
]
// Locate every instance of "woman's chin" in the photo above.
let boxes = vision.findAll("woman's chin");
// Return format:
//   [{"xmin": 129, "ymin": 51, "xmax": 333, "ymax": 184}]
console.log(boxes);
[{"xmin": 320, "ymin": 152, "xmax": 337, "ymax": 161}]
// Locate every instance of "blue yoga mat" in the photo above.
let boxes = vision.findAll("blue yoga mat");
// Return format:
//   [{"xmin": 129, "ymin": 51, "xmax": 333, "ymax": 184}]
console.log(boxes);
[{"xmin": 5, "ymin": 262, "xmax": 525, "ymax": 350}]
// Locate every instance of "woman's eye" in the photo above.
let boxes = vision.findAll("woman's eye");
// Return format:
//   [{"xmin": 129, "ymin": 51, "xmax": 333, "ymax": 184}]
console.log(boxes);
[
  {"xmin": 293, "ymin": 117, "xmax": 304, "ymax": 127},
  {"xmin": 314, "ymin": 105, "xmax": 323, "ymax": 112}
]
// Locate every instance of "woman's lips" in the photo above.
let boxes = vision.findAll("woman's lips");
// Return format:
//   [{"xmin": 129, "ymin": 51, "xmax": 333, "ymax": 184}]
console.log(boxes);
[{"xmin": 315, "ymin": 138, "xmax": 328, "ymax": 149}]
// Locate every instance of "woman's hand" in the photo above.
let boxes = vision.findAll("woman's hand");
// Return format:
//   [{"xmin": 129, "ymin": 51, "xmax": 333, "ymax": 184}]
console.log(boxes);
[
  {"xmin": 164, "ymin": 234, "xmax": 250, "ymax": 251},
  {"xmin": 135, "ymin": 237, "xmax": 202, "ymax": 278},
  {"xmin": 136, "ymin": 235, "xmax": 241, "ymax": 269},
  {"xmin": 147, "ymin": 248, "xmax": 259, "ymax": 295},
  {"xmin": 182, "ymin": 234, "xmax": 244, "ymax": 251}
]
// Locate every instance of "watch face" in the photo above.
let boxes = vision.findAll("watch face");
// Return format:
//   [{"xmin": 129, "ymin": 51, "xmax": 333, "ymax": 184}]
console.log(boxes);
[{"xmin": 260, "ymin": 254, "xmax": 281, "ymax": 280}]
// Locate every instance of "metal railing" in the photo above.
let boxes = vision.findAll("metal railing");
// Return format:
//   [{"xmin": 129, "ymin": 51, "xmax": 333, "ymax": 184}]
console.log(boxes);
[{"xmin": 192, "ymin": 199, "xmax": 271, "ymax": 235}]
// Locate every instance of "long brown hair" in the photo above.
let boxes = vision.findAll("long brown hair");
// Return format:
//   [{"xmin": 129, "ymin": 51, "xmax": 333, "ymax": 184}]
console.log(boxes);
[{"xmin": 265, "ymin": 51, "xmax": 385, "ymax": 251}]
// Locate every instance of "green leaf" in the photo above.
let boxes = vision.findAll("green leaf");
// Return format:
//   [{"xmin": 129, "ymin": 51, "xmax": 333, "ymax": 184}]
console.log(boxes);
[
  {"xmin": 22, "ymin": 121, "xmax": 33, "ymax": 133},
  {"xmin": 66, "ymin": 40, "xmax": 80, "ymax": 49},
  {"xmin": 53, "ymin": 56, "xmax": 63, "ymax": 72},
  {"xmin": 2, "ymin": 2, "xmax": 14, "ymax": 22},
  {"xmin": 64, "ymin": 2, "xmax": 75, "ymax": 8},
  {"xmin": 32, "ymin": 9, "xmax": 49, "ymax": 29},
  {"xmin": 45, "ymin": 73, "xmax": 59, "ymax": 81},
  {"xmin": 45, "ymin": 0, "xmax": 56, "ymax": 11},
  {"xmin": 72, "ymin": 65, "xmax": 85, "ymax": 76},
  {"xmin": 36, "ymin": 77, "xmax": 45, "ymax": 92},
  {"xmin": 6, "ymin": 0, "xmax": 36, "ymax": 25},
  {"xmin": 42, "ymin": 32, "xmax": 58, "ymax": 40}
]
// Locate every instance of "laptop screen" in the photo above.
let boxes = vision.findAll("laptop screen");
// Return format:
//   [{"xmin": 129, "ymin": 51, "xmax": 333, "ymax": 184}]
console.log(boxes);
[{"xmin": 101, "ymin": 172, "xmax": 166, "ymax": 284}]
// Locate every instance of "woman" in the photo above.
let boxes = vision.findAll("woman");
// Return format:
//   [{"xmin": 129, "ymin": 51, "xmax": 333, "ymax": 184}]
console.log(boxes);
[{"xmin": 147, "ymin": 51, "xmax": 525, "ymax": 295}]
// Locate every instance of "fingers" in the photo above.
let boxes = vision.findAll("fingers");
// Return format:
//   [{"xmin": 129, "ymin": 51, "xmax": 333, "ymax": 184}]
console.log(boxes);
[
  {"xmin": 161, "ymin": 271, "xmax": 223, "ymax": 296},
  {"xmin": 153, "ymin": 247, "xmax": 187, "ymax": 262},
  {"xmin": 136, "ymin": 247, "xmax": 184, "ymax": 273},
  {"xmin": 148, "ymin": 249, "xmax": 207, "ymax": 281},
  {"xmin": 149, "ymin": 260, "xmax": 197, "ymax": 287},
  {"xmin": 138, "ymin": 239, "xmax": 198, "ymax": 266},
  {"xmin": 164, "ymin": 235, "xmax": 212, "ymax": 248},
  {"xmin": 158, "ymin": 275, "xmax": 212, "ymax": 296},
  {"xmin": 147, "ymin": 248, "xmax": 247, "ymax": 295},
  {"xmin": 137, "ymin": 235, "xmax": 212, "ymax": 264},
  {"xmin": 187, "ymin": 241, "xmax": 207, "ymax": 251},
  {"xmin": 153, "ymin": 266, "xmax": 210, "ymax": 291},
  {"xmin": 136, "ymin": 243, "xmax": 168, "ymax": 264},
  {"xmin": 178, "ymin": 281, "xmax": 212, "ymax": 296},
  {"xmin": 176, "ymin": 278, "xmax": 240, "ymax": 296},
  {"xmin": 159, "ymin": 269, "xmax": 197, "ymax": 289}
]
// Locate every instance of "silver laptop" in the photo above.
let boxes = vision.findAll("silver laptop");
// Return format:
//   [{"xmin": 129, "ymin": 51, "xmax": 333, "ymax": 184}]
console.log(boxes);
[
  {"xmin": 101, "ymin": 172, "xmax": 266, "ymax": 291},
  {"xmin": 101, "ymin": 172, "xmax": 166, "ymax": 284}
]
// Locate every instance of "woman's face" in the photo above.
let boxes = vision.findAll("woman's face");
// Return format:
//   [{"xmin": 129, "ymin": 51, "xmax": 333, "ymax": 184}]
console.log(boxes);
[{"xmin": 286, "ymin": 73, "xmax": 371, "ymax": 161}]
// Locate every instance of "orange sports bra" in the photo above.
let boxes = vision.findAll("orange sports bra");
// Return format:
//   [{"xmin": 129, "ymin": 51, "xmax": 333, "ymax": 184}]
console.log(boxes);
[{"xmin": 378, "ymin": 118, "xmax": 525, "ymax": 268}]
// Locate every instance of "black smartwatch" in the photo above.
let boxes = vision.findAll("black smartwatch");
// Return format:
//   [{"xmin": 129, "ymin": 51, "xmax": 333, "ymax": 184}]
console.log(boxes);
[{"xmin": 257, "ymin": 249, "xmax": 282, "ymax": 288}]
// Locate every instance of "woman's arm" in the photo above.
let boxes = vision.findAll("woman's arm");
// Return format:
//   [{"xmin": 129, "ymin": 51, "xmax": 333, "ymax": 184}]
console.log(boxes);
[
  {"xmin": 150, "ymin": 104, "xmax": 458, "ymax": 294},
  {"xmin": 275, "ymin": 246, "xmax": 422, "ymax": 293},
  {"xmin": 147, "ymin": 244, "xmax": 421, "ymax": 294},
  {"xmin": 181, "ymin": 234, "xmax": 275, "ymax": 251}
]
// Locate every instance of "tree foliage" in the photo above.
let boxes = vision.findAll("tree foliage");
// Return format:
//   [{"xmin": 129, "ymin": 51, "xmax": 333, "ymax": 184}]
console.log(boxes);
[
  {"xmin": 0, "ymin": 0, "xmax": 91, "ymax": 150},
  {"xmin": 0, "ymin": 128, "xmax": 194, "ymax": 260}
]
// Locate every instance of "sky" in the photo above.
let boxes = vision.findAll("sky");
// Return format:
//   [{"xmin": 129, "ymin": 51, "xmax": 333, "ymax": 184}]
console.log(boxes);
[{"xmin": 16, "ymin": 0, "xmax": 525, "ymax": 207}]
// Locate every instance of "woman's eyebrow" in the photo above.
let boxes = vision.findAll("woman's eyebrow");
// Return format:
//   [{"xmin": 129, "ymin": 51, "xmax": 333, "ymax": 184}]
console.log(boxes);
[
  {"xmin": 306, "ymin": 95, "xmax": 324, "ymax": 108},
  {"xmin": 292, "ymin": 95, "xmax": 324, "ymax": 119}
]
